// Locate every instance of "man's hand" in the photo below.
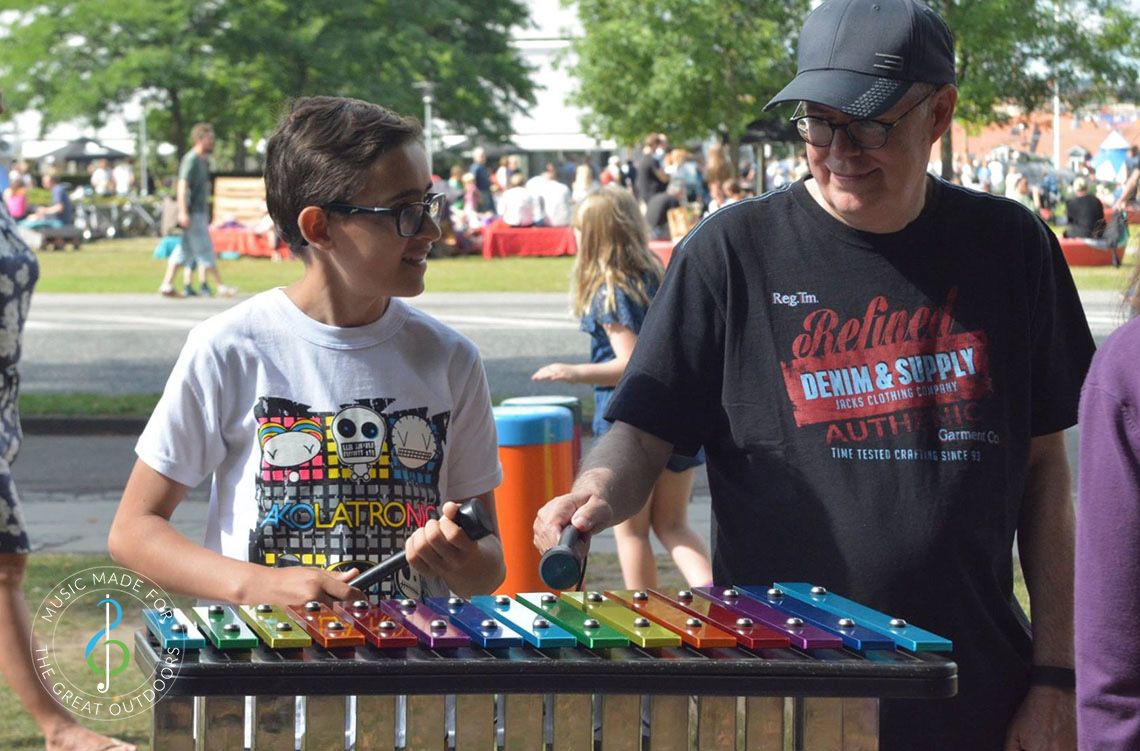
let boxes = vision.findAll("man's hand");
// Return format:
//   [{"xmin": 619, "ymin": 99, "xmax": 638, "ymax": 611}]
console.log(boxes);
[
  {"xmin": 1003, "ymin": 685, "xmax": 1076, "ymax": 750},
  {"xmin": 533, "ymin": 490, "xmax": 614, "ymax": 562},
  {"xmin": 177, "ymin": 208, "xmax": 190, "ymax": 229},
  {"xmin": 258, "ymin": 566, "xmax": 364, "ymax": 607}
]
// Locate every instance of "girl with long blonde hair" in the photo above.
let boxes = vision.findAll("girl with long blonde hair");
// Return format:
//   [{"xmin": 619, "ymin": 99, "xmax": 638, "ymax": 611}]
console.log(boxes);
[{"xmin": 532, "ymin": 186, "xmax": 712, "ymax": 589}]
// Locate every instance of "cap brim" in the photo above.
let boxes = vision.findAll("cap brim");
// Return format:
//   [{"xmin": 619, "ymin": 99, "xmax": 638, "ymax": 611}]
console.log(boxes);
[{"xmin": 764, "ymin": 69, "xmax": 909, "ymax": 119}]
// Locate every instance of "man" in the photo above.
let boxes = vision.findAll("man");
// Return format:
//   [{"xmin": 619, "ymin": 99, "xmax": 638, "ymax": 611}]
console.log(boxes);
[
  {"xmin": 497, "ymin": 172, "xmax": 537, "ymax": 227},
  {"xmin": 526, "ymin": 162, "xmax": 573, "ymax": 227},
  {"xmin": 158, "ymin": 123, "xmax": 234, "ymax": 297},
  {"xmin": 29, "ymin": 171, "xmax": 73, "ymax": 227},
  {"xmin": 534, "ymin": 1, "xmax": 1091, "ymax": 749},
  {"xmin": 1063, "ymin": 178, "xmax": 1105, "ymax": 239},
  {"xmin": 634, "ymin": 133, "xmax": 668, "ymax": 205},
  {"xmin": 644, "ymin": 179, "xmax": 685, "ymax": 240},
  {"xmin": 469, "ymin": 146, "xmax": 493, "ymax": 213}
]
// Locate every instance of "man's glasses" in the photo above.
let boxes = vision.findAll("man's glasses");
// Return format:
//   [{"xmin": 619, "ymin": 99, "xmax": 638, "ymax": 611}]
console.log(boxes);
[
  {"xmin": 790, "ymin": 88, "xmax": 938, "ymax": 150},
  {"xmin": 323, "ymin": 193, "xmax": 446, "ymax": 237}
]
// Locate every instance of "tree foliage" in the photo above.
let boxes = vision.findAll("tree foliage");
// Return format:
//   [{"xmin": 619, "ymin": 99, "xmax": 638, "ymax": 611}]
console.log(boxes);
[
  {"xmin": 565, "ymin": 0, "xmax": 808, "ymax": 159},
  {"xmin": 0, "ymin": 0, "xmax": 536, "ymax": 166},
  {"xmin": 566, "ymin": 0, "xmax": 1140, "ymax": 172}
]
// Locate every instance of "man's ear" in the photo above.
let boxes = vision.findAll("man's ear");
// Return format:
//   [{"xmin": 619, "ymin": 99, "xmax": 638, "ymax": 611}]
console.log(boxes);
[
  {"xmin": 929, "ymin": 85, "xmax": 958, "ymax": 144},
  {"xmin": 298, "ymin": 206, "xmax": 332, "ymax": 250}
]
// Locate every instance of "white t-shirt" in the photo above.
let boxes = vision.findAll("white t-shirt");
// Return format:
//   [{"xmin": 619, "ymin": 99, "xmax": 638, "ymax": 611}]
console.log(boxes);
[
  {"xmin": 525, "ymin": 176, "xmax": 573, "ymax": 227},
  {"xmin": 136, "ymin": 289, "xmax": 502, "ymax": 599},
  {"xmin": 498, "ymin": 186, "xmax": 537, "ymax": 227}
]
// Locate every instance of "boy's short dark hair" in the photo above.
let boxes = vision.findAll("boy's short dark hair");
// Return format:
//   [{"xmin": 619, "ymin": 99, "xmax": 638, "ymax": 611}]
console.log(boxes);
[{"xmin": 265, "ymin": 96, "xmax": 422, "ymax": 253}]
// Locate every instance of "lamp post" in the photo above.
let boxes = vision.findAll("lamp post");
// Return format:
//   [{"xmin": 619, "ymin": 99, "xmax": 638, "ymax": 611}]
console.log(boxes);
[{"xmin": 414, "ymin": 81, "xmax": 435, "ymax": 175}]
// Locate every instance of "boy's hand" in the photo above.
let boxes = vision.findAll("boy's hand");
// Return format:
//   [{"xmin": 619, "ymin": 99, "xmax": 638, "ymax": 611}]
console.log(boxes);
[
  {"xmin": 258, "ymin": 566, "xmax": 365, "ymax": 606},
  {"xmin": 405, "ymin": 501, "xmax": 483, "ymax": 583}
]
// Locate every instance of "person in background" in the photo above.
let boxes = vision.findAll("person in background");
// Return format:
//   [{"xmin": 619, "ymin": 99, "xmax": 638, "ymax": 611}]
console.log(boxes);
[
  {"xmin": 3, "ymin": 179, "xmax": 27, "ymax": 221},
  {"xmin": 534, "ymin": 1, "xmax": 1090, "ymax": 748},
  {"xmin": 643, "ymin": 179, "xmax": 685, "ymax": 240},
  {"xmin": 89, "ymin": 159, "xmax": 112, "ymax": 197},
  {"xmin": 157, "ymin": 123, "xmax": 235, "ymax": 298},
  {"xmin": 526, "ymin": 162, "xmax": 573, "ymax": 227},
  {"xmin": 1063, "ymin": 177, "xmax": 1105, "ymax": 239},
  {"xmin": 469, "ymin": 147, "xmax": 493, "ymax": 213},
  {"xmin": 498, "ymin": 172, "xmax": 537, "ymax": 227},
  {"xmin": 1075, "ymin": 264, "xmax": 1140, "ymax": 750},
  {"xmin": 111, "ymin": 160, "xmax": 135, "ymax": 197},
  {"xmin": 571, "ymin": 163, "xmax": 601, "ymax": 207},
  {"xmin": 634, "ymin": 134, "xmax": 668, "ymax": 205},
  {"xmin": 532, "ymin": 186, "xmax": 712, "ymax": 589},
  {"xmin": 0, "ymin": 91, "xmax": 136, "ymax": 751},
  {"xmin": 703, "ymin": 142, "xmax": 733, "ymax": 213},
  {"xmin": 22, "ymin": 171, "xmax": 72, "ymax": 228}
]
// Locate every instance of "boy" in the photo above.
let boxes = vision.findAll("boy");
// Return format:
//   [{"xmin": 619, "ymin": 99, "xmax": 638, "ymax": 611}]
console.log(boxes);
[{"xmin": 110, "ymin": 97, "xmax": 505, "ymax": 603}]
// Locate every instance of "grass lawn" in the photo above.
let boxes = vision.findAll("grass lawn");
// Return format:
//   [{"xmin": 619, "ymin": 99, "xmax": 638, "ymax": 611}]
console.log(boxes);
[
  {"xmin": 33, "ymin": 238, "xmax": 574, "ymax": 294},
  {"xmin": 0, "ymin": 552, "xmax": 1032, "ymax": 750}
]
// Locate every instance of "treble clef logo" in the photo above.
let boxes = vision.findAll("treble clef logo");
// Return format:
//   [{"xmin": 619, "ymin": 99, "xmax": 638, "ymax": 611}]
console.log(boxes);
[{"xmin": 84, "ymin": 594, "xmax": 129, "ymax": 694}]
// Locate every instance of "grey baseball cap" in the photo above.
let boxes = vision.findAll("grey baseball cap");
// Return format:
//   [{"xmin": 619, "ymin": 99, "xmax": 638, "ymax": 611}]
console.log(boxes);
[{"xmin": 764, "ymin": 0, "xmax": 956, "ymax": 119}]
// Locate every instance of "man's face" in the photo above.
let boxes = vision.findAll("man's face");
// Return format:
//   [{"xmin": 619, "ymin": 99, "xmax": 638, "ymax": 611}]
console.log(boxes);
[
  {"xmin": 199, "ymin": 130, "xmax": 216, "ymax": 154},
  {"xmin": 804, "ymin": 85, "xmax": 955, "ymax": 233}
]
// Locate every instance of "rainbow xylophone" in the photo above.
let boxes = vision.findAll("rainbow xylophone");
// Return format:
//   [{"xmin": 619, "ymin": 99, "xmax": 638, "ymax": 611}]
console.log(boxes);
[{"xmin": 134, "ymin": 583, "xmax": 957, "ymax": 750}]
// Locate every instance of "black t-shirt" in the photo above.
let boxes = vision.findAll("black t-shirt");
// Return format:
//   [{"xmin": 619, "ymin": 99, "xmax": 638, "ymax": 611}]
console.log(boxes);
[
  {"xmin": 606, "ymin": 177, "xmax": 1094, "ymax": 751},
  {"xmin": 634, "ymin": 152, "xmax": 666, "ymax": 201},
  {"xmin": 1064, "ymin": 193, "xmax": 1106, "ymax": 238},
  {"xmin": 645, "ymin": 192, "xmax": 680, "ymax": 231}
]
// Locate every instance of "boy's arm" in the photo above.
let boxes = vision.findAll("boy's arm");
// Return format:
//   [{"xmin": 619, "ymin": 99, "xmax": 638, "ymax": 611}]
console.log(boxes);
[
  {"xmin": 405, "ymin": 491, "xmax": 505, "ymax": 598},
  {"xmin": 109, "ymin": 459, "xmax": 363, "ymax": 605}
]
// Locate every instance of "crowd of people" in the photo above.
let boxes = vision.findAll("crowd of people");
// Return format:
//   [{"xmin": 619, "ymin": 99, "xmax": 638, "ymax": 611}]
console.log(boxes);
[{"xmin": 442, "ymin": 135, "xmax": 760, "ymax": 253}]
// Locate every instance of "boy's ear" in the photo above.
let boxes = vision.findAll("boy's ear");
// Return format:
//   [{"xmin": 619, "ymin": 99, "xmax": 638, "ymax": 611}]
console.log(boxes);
[{"xmin": 298, "ymin": 206, "xmax": 332, "ymax": 250}]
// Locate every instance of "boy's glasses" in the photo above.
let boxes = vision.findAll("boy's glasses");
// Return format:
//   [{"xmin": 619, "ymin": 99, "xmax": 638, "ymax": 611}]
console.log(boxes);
[
  {"xmin": 323, "ymin": 193, "xmax": 446, "ymax": 237},
  {"xmin": 790, "ymin": 88, "xmax": 938, "ymax": 150}
]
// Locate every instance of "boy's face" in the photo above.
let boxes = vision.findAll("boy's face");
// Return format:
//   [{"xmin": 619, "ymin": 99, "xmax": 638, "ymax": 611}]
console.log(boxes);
[{"xmin": 325, "ymin": 141, "xmax": 439, "ymax": 299}]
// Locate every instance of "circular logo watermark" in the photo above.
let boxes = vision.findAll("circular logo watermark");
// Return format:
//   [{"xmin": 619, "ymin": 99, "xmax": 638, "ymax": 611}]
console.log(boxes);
[{"xmin": 31, "ymin": 565, "xmax": 184, "ymax": 721}]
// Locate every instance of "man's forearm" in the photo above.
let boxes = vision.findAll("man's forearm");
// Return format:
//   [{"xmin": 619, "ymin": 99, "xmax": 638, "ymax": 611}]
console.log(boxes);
[
  {"xmin": 1018, "ymin": 431, "xmax": 1075, "ymax": 667},
  {"xmin": 573, "ymin": 421, "xmax": 672, "ymax": 525}
]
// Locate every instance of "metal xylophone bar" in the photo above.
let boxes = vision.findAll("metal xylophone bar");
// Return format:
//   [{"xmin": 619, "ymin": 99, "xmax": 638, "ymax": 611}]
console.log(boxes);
[{"xmin": 135, "ymin": 584, "xmax": 956, "ymax": 751}]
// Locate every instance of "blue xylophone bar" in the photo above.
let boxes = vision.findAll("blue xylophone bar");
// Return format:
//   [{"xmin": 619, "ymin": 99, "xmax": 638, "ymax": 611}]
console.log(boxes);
[
  {"xmin": 736, "ymin": 585, "xmax": 895, "ymax": 651},
  {"xmin": 772, "ymin": 582, "xmax": 953, "ymax": 652},
  {"xmin": 423, "ymin": 596, "xmax": 525, "ymax": 649}
]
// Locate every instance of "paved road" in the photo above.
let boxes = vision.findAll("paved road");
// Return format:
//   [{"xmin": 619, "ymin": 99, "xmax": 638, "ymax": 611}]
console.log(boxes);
[{"xmin": 15, "ymin": 289, "xmax": 1120, "ymax": 554}]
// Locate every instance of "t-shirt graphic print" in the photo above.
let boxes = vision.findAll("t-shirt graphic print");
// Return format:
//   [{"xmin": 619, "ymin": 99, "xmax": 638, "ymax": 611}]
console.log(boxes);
[
  {"xmin": 250, "ymin": 396, "xmax": 450, "ymax": 600},
  {"xmin": 779, "ymin": 286, "xmax": 996, "ymax": 463}
]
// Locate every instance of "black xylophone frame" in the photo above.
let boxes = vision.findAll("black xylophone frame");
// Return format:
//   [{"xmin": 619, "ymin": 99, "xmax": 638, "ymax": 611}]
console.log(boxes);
[{"xmin": 133, "ymin": 585, "xmax": 956, "ymax": 751}]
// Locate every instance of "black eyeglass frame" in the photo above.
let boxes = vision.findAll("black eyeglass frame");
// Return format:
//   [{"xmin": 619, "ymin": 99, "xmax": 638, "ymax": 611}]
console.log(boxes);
[
  {"xmin": 322, "ymin": 192, "xmax": 446, "ymax": 238},
  {"xmin": 790, "ymin": 87, "xmax": 940, "ymax": 150}
]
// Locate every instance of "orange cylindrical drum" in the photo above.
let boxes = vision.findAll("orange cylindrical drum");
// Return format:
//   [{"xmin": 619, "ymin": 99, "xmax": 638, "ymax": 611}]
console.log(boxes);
[
  {"xmin": 492, "ymin": 405, "xmax": 574, "ymax": 595},
  {"xmin": 500, "ymin": 395, "xmax": 583, "ymax": 476}
]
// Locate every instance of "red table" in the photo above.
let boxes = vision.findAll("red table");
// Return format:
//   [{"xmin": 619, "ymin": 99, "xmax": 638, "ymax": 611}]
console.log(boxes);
[
  {"xmin": 649, "ymin": 239, "xmax": 676, "ymax": 267},
  {"xmin": 209, "ymin": 226, "xmax": 291, "ymax": 260},
  {"xmin": 481, "ymin": 220, "xmax": 576, "ymax": 259}
]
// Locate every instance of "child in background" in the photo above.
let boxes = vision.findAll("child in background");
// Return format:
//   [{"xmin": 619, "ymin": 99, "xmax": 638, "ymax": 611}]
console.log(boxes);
[
  {"xmin": 532, "ymin": 186, "xmax": 712, "ymax": 589},
  {"xmin": 110, "ymin": 96, "xmax": 505, "ymax": 605}
]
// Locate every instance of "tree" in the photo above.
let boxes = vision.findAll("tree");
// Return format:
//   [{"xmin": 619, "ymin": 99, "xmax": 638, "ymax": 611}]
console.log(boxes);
[
  {"xmin": 565, "ymin": 0, "xmax": 809, "ymax": 165},
  {"xmin": 923, "ymin": 0, "xmax": 1140, "ymax": 178},
  {"xmin": 0, "ymin": 0, "xmax": 536, "ymax": 169},
  {"xmin": 566, "ymin": 0, "xmax": 1140, "ymax": 180}
]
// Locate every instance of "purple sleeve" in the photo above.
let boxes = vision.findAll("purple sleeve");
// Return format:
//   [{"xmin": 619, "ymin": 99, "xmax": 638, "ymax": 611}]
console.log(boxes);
[{"xmin": 1076, "ymin": 375, "xmax": 1140, "ymax": 749}]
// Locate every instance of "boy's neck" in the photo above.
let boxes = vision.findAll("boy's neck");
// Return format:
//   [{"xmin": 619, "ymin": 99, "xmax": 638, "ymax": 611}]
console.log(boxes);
[{"xmin": 284, "ymin": 279, "xmax": 391, "ymax": 328}]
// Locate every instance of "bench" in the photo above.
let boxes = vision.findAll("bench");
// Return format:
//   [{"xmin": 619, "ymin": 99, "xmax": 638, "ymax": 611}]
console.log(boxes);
[{"xmin": 17, "ymin": 225, "xmax": 84, "ymax": 251}]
